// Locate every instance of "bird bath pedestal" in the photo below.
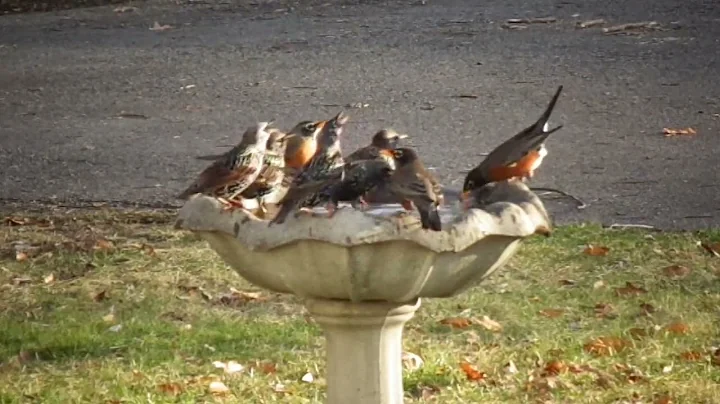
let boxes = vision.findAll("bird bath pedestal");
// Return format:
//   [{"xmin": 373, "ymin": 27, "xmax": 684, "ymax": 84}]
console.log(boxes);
[{"xmin": 175, "ymin": 182, "xmax": 550, "ymax": 404}]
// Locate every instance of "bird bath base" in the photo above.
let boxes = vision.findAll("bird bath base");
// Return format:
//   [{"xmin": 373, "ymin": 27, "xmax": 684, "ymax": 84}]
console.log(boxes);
[{"xmin": 305, "ymin": 298, "xmax": 421, "ymax": 404}]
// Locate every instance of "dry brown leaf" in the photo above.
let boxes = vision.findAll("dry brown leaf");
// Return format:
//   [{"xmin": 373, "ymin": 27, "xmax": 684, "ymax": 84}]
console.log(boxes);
[
  {"xmin": 654, "ymin": 394, "xmax": 673, "ymax": 404},
  {"xmin": 251, "ymin": 361, "xmax": 277, "ymax": 374},
  {"xmin": 584, "ymin": 245, "xmax": 610, "ymax": 256},
  {"xmin": 12, "ymin": 277, "xmax": 32, "ymax": 286},
  {"xmin": 419, "ymin": 385, "xmax": 440, "ymax": 400},
  {"xmin": 662, "ymin": 264, "xmax": 691, "ymax": 278},
  {"xmin": 219, "ymin": 289, "xmax": 265, "ymax": 306},
  {"xmin": 628, "ymin": 327, "xmax": 649, "ymax": 340},
  {"xmin": 615, "ymin": 282, "xmax": 648, "ymax": 297},
  {"xmin": 543, "ymin": 360, "xmax": 567, "ymax": 376},
  {"xmin": 139, "ymin": 244, "xmax": 157, "ymax": 256},
  {"xmin": 711, "ymin": 348, "xmax": 720, "ymax": 366},
  {"xmin": 4, "ymin": 216, "xmax": 29, "ymax": 226},
  {"xmin": 157, "ymin": 382, "xmax": 183, "ymax": 396},
  {"xmin": 594, "ymin": 303, "xmax": 617, "ymax": 319},
  {"xmin": 583, "ymin": 336, "xmax": 628, "ymax": 356},
  {"xmin": 539, "ymin": 309, "xmax": 564, "ymax": 318},
  {"xmin": 679, "ymin": 351, "xmax": 703, "ymax": 361},
  {"xmin": 662, "ymin": 127, "xmax": 696, "ymax": 137},
  {"xmin": 593, "ymin": 280, "xmax": 606, "ymax": 289},
  {"xmin": 476, "ymin": 315, "xmax": 503, "ymax": 332},
  {"xmin": 150, "ymin": 21, "xmax": 173, "ymax": 32},
  {"xmin": 439, "ymin": 317, "xmax": 472, "ymax": 329},
  {"xmin": 665, "ymin": 322, "xmax": 689, "ymax": 335},
  {"xmin": 92, "ymin": 290, "xmax": 108, "ymax": 302},
  {"xmin": 94, "ymin": 239, "xmax": 114, "ymax": 251},
  {"xmin": 639, "ymin": 303, "xmax": 656, "ymax": 316},
  {"xmin": 459, "ymin": 361, "xmax": 486, "ymax": 381},
  {"xmin": 15, "ymin": 251, "xmax": 29, "ymax": 262},
  {"xmin": 699, "ymin": 241, "xmax": 720, "ymax": 257},
  {"xmin": 558, "ymin": 279, "xmax": 576, "ymax": 286},
  {"xmin": 43, "ymin": 273, "xmax": 55, "ymax": 284}
]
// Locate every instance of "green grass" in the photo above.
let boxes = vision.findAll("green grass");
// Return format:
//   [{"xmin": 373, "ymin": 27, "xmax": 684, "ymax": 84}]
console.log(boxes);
[{"xmin": 0, "ymin": 208, "xmax": 719, "ymax": 403}]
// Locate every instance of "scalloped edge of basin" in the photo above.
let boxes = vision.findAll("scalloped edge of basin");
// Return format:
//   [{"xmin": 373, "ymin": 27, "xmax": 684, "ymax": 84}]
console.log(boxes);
[{"xmin": 174, "ymin": 181, "xmax": 551, "ymax": 302}]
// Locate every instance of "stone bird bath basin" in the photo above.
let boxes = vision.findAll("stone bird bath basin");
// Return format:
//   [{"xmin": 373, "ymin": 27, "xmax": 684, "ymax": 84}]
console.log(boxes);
[{"xmin": 175, "ymin": 181, "xmax": 550, "ymax": 404}]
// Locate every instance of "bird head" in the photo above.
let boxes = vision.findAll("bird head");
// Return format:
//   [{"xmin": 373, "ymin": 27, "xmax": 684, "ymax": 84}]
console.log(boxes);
[
  {"xmin": 390, "ymin": 147, "xmax": 419, "ymax": 166},
  {"xmin": 371, "ymin": 129, "xmax": 409, "ymax": 149}
]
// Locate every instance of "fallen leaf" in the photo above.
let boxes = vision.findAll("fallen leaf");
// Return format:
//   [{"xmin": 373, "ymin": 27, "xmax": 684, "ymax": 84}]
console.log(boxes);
[
  {"xmin": 543, "ymin": 360, "xmax": 567, "ymax": 376},
  {"xmin": 219, "ymin": 289, "xmax": 265, "ymax": 306},
  {"xmin": 558, "ymin": 279, "xmax": 576, "ymax": 286},
  {"xmin": 459, "ymin": 361, "xmax": 486, "ymax": 381},
  {"xmin": 301, "ymin": 372, "xmax": 314, "ymax": 383},
  {"xmin": 639, "ymin": 303, "xmax": 656, "ymax": 315},
  {"xmin": 576, "ymin": 18, "xmax": 606, "ymax": 28},
  {"xmin": 584, "ymin": 245, "xmax": 610, "ymax": 256},
  {"xmin": 250, "ymin": 361, "xmax": 277, "ymax": 374},
  {"xmin": 504, "ymin": 360, "xmax": 518, "ymax": 374},
  {"xmin": 476, "ymin": 315, "xmax": 503, "ymax": 332},
  {"xmin": 665, "ymin": 322, "xmax": 689, "ymax": 335},
  {"xmin": 93, "ymin": 290, "xmax": 108, "ymax": 302},
  {"xmin": 4, "ymin": 216, "xmax": 29, "ymax": 226},
  {"xmin": 593, "ymin": 280, "xmax": 606, "ymax": 289},
  {"xmin": 662, "ymin": 264, "xmax": 691, "ymax": 278},
  {"xmin": 615, "ymin": 282, "xmax": 648, "ymax": 297},
  {"xmin": 539, "ymin": 309, "xmax": 564, "ymax": 318},
  {"xmin": 662, "ymin": 364, "xmax": 673, "ymax": 374},
  {"xmin": 43, "ymin": 273, "xmax": 55, "ymax": 284},
  {"xmin": 15, "ymin": 251, "xmax": 28, "ymax": 262},
  {"xmin": 583, "ymin": 336, "xmax": 628, "ymax": 356},
  {"xmin": 594, "ymin": 303, "xmax": 617, "ymax": 319},
  {"xmin": 94, "ymin": 239, "xmax": 113, "ymax": 251},
  {"xmin": 12, "ymin": 277, "xmax": 32, "ymax": 285},
  {"xmin": 113, "ymin": 6, "xmax": 138, "ymax": 12},
  {"xmin": 402, "ymin": 351, "xmax": 424, "ymax": 371},
  {"xmin": 711, "ymin": 348, "xmax": 720, "ymax": 366},
  {"xmin": 662, "ymin": 127, "xmax": 696, "ymax": 137},
  {"xmin": 102, "ymin": 313, "xmax": 115, "ymax": 323},
  {"xmin": 150, "ymin": 21, "xmax": 173, "ymax": 32},
  {"xmin": 628, "ymin": 327, "xmax": 649, "ymax": 340},
  {"xmin": 108, "ymin": 324, "xmax": 122, "ymax": 332},
  {"xmin": 419, "ymin": 385, "xmax": 440, "ymax": 400},
  {"xmin": 157, "ymin": 382, "xmax": 183, "ymax": 396},
  {"xmin": 654, "ymin": 394, "xmax": 673, "ymax": 404},
  {"xmin": 699, "ymin": 241, "xmax": 720, "ymax": 257},
  {"xmin": 439, "ymin": 317, "xmax": 472, "ymax": 329},
  {"xmin": 208, "ymin": 381, "xmax": 230, "ymax": 395},
  {"xmin": 679, "ymin": 351, "xmax": 703, "ymax": 361},
  {"xmin": 213, "ymin": 360, "xmax": 245, "ymax": 374}
]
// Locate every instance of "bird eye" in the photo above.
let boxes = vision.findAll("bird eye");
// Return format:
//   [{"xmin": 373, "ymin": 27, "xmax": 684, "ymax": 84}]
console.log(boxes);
[
  {"xmin": 393, "ymin": 150, "xmax": 404, "ymax": 158},
  {"xmin": 304, "ymin": 122, "xmax": 316, "ymax": 131}
]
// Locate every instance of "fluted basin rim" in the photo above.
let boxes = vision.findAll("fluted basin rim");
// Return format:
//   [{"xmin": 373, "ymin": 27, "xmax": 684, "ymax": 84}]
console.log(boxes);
[{"xmin": 175, "ymin": 181, "xmax": 551, "ymax": 253}]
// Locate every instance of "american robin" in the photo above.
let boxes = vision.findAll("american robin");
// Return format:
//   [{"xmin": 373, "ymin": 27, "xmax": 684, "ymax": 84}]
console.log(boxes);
[
  {"xmin": 461, "ymin": 85, "xmax": 564, "ymax": 206},
  {"xmin": 270, "ymin": 112, "xmax": 350, "ymax": 225},
  {"xmin": 284, "ymin": 119, "xmax": 328, "ymax": 170},
  {"xmin": 464, "ymin": 180, "xmax": 552, "ymax": 237},
  {"xmin": 177, "ymin": 122, "xmax": 273, "ymax": 210},
  {"xmin": 345, "ymin": 129, "xmax": 409, "ymax": 166},
  {"xmin": 385, "ymin": 147, "xmax": 443, "ymax": 231},
  {"xmin": 239, "ymin": 129, "xmax": 291, "ymax": 216}
]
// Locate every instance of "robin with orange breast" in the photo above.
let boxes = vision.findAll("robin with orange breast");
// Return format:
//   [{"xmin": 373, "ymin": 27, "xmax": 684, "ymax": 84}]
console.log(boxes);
[
  {"xmin": 461, "ymin": 85, "xmax": 564, "ymax": 208},
  {"xmin": 345, "ymin": 129, "xmax": 409, "ymax": 166},
  {"xmin": 270, "ymin": 112, "xmax": 350, "ymax": 225},
  {"xmin": 177, "ymin": 122, "xmax": 273, "ymax": 211},
  {"xmin": 384, "ymin": 147, "xmax": 443, "ymax": 231}
]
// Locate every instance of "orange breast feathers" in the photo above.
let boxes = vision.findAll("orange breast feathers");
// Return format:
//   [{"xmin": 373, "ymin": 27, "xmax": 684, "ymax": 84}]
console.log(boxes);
[
  {"xmin": 285, "ymin": 138, "xmax": 318, "ymax": 169},
  {"xmin": 487, "ymin": 145, "xmax": 548, "ymax": 182}
]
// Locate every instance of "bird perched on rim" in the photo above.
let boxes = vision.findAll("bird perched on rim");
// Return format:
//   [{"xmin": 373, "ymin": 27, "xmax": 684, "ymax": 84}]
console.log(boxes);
[
  {"xmin": 239, "ymin": 129, "xmax": 292, "ymax": 216},
  {"xmin": 270, "ymin": 112, "xmax": 350, "ymax": 225},
  {"xmin": 345, "ymin": 129, "xmax": 409, "ymax": 167},
  {"xmin": 283, "ymin": 119, "xmax": 328, "ymax": 170},
  {"xmin": 384, "ymin": 147, "xmax": 443, "ymax": 231},
  {"xmin": 461, "ymin": 85, "xmax": 564, "ymax": 208},
  {"xmin": 177, "ymin": 122, "xmax": 273, "ymax": 211}
]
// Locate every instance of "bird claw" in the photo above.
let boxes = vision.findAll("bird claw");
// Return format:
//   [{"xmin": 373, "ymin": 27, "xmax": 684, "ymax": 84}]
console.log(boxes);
[
  {"xmin": 325, "ymin": 202, "xmax": 339, "ymax": 218},
  {"xmin": 401, "ymin": 199, "xmax": 414, "ymax": 211},
  {"xmin": 218, "ymin": 197, "xmax": 245, "ymax": 212},
  {"xmin": 351, "ymin": 196, "xmax": 370, "ymax": 211},
  {"xmin": 293, "ymin": 207, "xmax": 316, "ymax": 219}
]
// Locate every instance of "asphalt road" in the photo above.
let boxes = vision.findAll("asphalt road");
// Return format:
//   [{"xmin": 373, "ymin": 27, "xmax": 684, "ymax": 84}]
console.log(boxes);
[{"xmin": 1, "ymin": 0, "xmax": 718, "ymax": 230}]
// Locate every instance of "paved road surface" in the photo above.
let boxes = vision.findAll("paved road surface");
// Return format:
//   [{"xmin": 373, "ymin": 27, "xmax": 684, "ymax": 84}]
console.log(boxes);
[{"xmin": 1, "ymin": 0, "xmax": 719, "ymax": 230}]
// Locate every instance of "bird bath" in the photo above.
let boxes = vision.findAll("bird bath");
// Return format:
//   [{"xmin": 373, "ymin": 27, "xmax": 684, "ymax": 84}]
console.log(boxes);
[{"xmin": 175, "ymin": 181, "xmax": 550, "ymax": 404}]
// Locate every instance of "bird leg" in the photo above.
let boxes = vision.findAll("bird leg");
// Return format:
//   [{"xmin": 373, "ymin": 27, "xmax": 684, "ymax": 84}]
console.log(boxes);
[
  {"xmin": 217, "ymin": 197, "xmax": 245, "ymax": 212},
  {"xmin": 325, "ymin": 202, "xmax": 339, "ymax": 218},
  {"xmin": 352, "ymin": 196, "xmax": 370, "ymax": 211},
  {"xmin": 293, "ymin": 207, "xmax": 316, "ymax": 218}
]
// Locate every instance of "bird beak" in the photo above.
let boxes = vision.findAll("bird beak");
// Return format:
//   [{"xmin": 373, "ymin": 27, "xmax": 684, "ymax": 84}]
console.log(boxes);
[
  {"xmin": 396, "ymin": 133, "xmax": 409, "ymax": 139},
  {"xmin": 313, "ymin": 120, "xmax": 328, "ymax": 134}
]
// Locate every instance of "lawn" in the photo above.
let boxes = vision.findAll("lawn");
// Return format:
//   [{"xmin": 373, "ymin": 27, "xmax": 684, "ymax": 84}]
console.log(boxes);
[{"xmin": 0, "ymin": 207, "xmax": 719, "ymax": 403}]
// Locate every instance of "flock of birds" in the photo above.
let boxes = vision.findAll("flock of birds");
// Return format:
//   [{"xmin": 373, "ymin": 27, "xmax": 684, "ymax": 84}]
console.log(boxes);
[{"xmin": 177, "ymin": 86, "xmax": 565, "ymax": 232}]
